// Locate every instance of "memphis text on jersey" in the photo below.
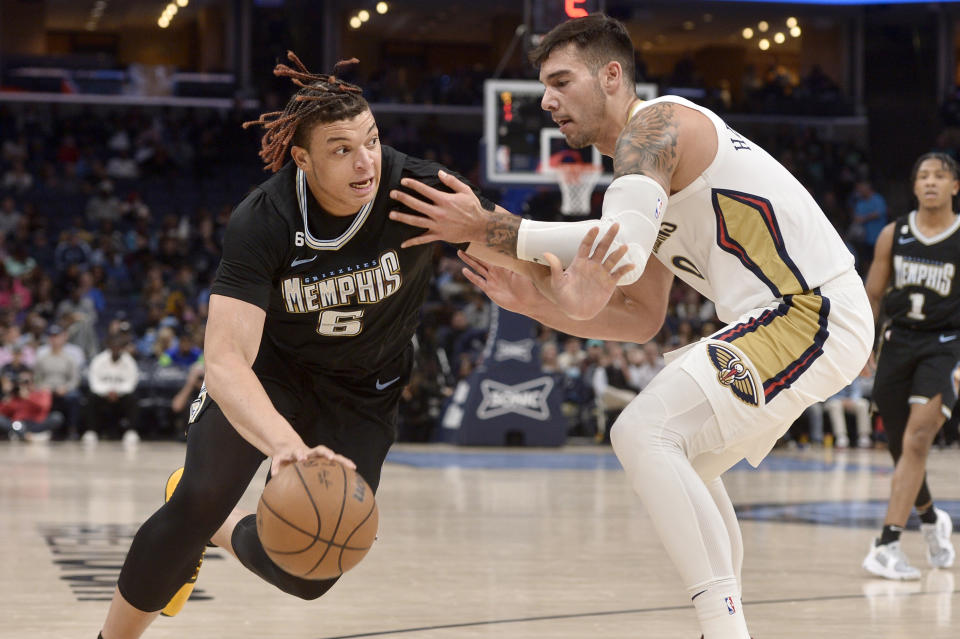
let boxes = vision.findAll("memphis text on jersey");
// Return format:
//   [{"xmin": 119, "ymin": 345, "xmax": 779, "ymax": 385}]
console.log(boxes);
[
  {"xmin": 281, "ymin": 250, "xmax": 402, "ymax": 313},
  {"xmin": 892, "ymin": 255, "xmax": 955, "ymax": 296}
]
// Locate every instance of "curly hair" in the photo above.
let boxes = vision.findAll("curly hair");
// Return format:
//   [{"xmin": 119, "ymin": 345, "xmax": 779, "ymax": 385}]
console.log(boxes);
[{"xmin": 242, "ymin": 51, "xmax": 369, "ymax": 172}]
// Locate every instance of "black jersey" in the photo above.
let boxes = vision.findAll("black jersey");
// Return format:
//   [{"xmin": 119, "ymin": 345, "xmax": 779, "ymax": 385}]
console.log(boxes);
[
  {"xmin": 882, "ymin": 211, "xmax": 960, "ymax": 332},
  {"xmin": 211, "ymin": 145, "xmax": 494, "ymax": 377}
]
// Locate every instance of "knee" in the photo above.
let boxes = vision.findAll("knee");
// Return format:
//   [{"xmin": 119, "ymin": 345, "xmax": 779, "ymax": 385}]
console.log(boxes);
[
  {"xmin": 609, "ymin": 397, "xmax": 677, "ymax": 461},
  {"xmin": 609, "ymin": 411, "xmax": 651, "ymax": 459},
  {"xmin": 902, "ymin": 424, "xmax": 937, "ymax": 457},
  {"xmin": 165, "ymin": 483, "xmax": 232, "ymax": 532}
]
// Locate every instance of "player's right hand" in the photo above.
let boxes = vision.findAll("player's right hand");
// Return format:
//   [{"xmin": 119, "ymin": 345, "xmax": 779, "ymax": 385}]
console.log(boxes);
[
  {"xmin": 270, "ymin": 443, "xmax": 357, "ymax": 477},
  {"xmin": 389, "ymin": 170, "xmax": 488, "ymax": 247}
]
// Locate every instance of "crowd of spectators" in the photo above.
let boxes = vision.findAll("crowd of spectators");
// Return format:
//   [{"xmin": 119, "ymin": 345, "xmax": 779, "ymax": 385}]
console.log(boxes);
[
  {"xmin": 346, "ymin": 53, "xmax": 853, "ymax": 117},
  {"xmin": 0, "ymin": 80, "xmax": 894, "ymax": 445}
]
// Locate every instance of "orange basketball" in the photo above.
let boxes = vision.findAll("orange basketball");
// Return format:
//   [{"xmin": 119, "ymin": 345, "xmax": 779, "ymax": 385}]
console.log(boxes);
[{"xmin": 256, "ymin": 458, "xmax": 378, "ymax": 580}]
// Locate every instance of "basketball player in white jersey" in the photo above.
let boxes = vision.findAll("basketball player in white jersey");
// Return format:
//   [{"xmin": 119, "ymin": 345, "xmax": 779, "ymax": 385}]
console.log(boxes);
[{"xmin": 389, "ymin": 14, "xmax": 873, "ymax": 638}]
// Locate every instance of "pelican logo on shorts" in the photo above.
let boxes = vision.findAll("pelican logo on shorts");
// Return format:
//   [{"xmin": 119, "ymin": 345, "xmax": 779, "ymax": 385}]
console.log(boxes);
[
  {"xmin": 707, "ymin": 344, "xmax": 759, "ymax": 406},
  {"xmin": 476, "ymin": 376, "xmax": 554, "ymax": 420}
]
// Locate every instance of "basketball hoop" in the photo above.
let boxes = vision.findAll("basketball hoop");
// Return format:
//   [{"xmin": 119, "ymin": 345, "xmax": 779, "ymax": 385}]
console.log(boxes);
[{"xmin": 554, "ymin": 161, "xmax": 601, "ymax": 216}]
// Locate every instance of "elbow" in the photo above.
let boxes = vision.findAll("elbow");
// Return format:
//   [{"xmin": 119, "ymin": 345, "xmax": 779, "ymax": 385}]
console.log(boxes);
[
  {"xmin": 203, "ymin": 370, "xmax": 226, "ymax": 404},
  {"xmin": 202, "ymin": 352, "xmax": 248, "ymax": 403},
  {"xmin": 202, "ymin": 357, "xmax": 230, "ymax": 403}
]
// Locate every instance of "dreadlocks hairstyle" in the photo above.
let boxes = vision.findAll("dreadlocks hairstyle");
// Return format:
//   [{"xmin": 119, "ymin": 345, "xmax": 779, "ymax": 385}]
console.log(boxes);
[{"xmin": 243, "ymin": 51, "xmax": 369, "ymax": 172}]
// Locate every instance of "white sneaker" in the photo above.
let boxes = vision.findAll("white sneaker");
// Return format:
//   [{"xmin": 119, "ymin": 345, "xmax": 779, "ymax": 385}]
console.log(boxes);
[
  {"xmin": 835, "ymin": 436, "xmax": 850, "ymax": 449},
  {"xmin": 81, "ymin": 430, "xmax": 99, "ymax": 444},
  {"xmin": 857, "ymin": 435, "xmax": 872, "ymax": 448},
  {"xmin": 122, "ymin": 429, "xmax": 140, "ymax": 445},
  {"xmin": 863, "ymin": 540, "xmax": 921, "ymax": 580},
  {"xmin": 921, "ymin": 508, "xmax": 955, "ymax": 568},
  {"xmin": 24, "ymin": 430, "xmax": 52, "ymax": 443}
]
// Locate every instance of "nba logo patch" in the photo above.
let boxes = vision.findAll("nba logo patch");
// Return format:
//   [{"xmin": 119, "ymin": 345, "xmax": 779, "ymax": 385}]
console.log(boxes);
[
  {"xmin": 654, "ymin": 197, "xmax": 663, "ymax": 220},
  {"xmin": 725, "ymin": 596, "xmax": 736, "ymax": 615},
  {"xmin": 706, "ymin": 343, "xmax": 759, "ymax": 406}
]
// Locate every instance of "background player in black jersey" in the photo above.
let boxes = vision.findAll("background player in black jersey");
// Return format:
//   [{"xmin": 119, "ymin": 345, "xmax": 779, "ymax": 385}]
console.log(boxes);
[
  {"xmin": 862, "ymin": 152, "xmax": 960, "ymax": 580},
  {"xmin": 95, "ymin": 52, "xmax": 523, "ymax": 639}
]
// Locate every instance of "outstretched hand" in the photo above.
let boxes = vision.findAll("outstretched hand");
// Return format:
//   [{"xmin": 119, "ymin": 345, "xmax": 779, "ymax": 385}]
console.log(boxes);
[
  {"xmin": 542, "ymin": 224, "xmax": 634, "ymax": 321},
  {"xmin": 389, "ymin": 170, "xmax": 490, "ymax": 248}
]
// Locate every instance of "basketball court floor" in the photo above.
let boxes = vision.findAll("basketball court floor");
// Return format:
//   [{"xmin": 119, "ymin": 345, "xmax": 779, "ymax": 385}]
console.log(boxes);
[{"xmin": 3, "ymin": 439, "xmax": 958, "ymax": 638}]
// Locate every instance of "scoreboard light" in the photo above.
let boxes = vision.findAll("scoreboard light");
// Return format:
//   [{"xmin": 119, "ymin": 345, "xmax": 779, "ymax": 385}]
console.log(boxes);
[
  {"xmin": 565, "ymin": 0, "xmax": 588, "ymax": 18},
  {"xmin": 501, "ymin": 91, "xmax": 513, "ymax": 122}
]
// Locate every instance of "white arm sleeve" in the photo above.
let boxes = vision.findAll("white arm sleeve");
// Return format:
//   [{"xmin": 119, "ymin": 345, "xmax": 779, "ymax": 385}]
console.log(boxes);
[{"xmin": 516, "ymin": 174, "xmax": 667, "ymax": 285}]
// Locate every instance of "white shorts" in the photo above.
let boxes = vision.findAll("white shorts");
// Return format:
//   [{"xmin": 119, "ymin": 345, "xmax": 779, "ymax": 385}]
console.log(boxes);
[{"xmin": 657, "ymin": 268, "xmax": 873, "ymax": 466}]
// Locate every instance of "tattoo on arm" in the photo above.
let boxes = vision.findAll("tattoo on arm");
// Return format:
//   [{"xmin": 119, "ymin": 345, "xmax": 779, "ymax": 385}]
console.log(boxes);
[
  {"xmin": 613, "ymin": 102, "xmax": 679, "ymax": 184},
  {"xmin": 485, "ymin": 212, "xmax": 520, "ymax": 257}
]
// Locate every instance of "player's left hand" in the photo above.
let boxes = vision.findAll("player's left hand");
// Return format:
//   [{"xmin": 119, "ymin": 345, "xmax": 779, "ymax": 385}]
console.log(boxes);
[
  {"xmin": 458, "ymin": 250, "xmax": 542, "ymax": 316},
  {"xmin": 389, "ymin": 170, "xmax": 489, "ymax": 247},
  {"xmin": 542, "ymin": 224, "xmax": 634, "ymax": 321}
]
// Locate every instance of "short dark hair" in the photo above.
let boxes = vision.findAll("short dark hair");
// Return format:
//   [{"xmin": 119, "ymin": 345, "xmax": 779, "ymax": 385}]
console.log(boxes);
[
  {"xmin": 243, "ymin": 51, "xmax": 370, "ymax": 173},
  {"xmin": 528, "ymin": 13, "xmax": 635, "ymax": 86},
  {"xmin": 910, "ymin": 152, "xmax": 960, "ymax": 184}
]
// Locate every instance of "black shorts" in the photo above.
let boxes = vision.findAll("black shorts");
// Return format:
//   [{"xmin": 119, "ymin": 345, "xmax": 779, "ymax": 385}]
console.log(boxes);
[
  {"xmin": 874, "ymin": 327, "xmax": 960, "ymax": 421},
  {"xmin": 189, "ymin": 339, "xmax": 414, "ymax": 491}
]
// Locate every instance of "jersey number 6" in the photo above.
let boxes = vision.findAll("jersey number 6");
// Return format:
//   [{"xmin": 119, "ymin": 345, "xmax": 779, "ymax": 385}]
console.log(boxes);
[{"xmin": 317, "ymin": 309, "xmax": 364, "ymax": 336}]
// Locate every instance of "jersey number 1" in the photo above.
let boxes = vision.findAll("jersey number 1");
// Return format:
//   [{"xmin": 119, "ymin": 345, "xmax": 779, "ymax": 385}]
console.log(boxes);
[
  {"xmin": 317, "ymin": 309, "xmax": 364, "ymax": 336},
  {"xmin": 907, "ymin": 293, "xmax": 926, "ymax": 320}
]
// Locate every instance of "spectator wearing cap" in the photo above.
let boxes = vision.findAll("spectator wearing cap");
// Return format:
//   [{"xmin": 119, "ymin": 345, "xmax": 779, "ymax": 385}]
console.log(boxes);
[
  {"xmin": 33, "ymin": 324, "xmax": 82, "ymax": 438},
  {"xmin": 35, "ymin": 322, "xmax": 86, "ymax": 371},
  {"xmin": 84, "ymin": 332, "xmax": 139, "ymax": 443}
]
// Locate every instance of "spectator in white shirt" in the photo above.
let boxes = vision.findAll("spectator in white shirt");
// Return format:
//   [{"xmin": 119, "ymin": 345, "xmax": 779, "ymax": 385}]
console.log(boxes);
[{"xmin": 84, "ymin": 333, "xmax": 139, "ymax": 443}]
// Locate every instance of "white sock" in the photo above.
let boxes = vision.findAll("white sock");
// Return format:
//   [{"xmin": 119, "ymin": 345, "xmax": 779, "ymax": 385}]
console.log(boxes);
[{"xmin": 690, "ymin": 577, "xmax": 750, "ymax": 639}]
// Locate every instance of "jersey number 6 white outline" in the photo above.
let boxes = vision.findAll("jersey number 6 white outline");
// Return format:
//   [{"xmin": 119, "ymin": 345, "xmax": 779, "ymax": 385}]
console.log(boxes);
[{"xmin": 316, "ymin": 309, "xmax": 364, "ymax": 336}]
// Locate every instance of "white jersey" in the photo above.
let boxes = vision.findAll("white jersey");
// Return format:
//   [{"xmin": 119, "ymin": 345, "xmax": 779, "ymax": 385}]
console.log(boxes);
[{"xmin": 641, "ymin": 96, "xmax": 854, "ymax": 323}]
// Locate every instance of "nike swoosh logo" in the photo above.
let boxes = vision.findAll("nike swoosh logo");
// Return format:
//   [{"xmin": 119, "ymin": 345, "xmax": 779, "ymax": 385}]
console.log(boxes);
[
  {"xmin": 897, "ymin": 236, "xmax": 916, "ymax": 245},
  {"xmin": 375, "ymin": 376, "xmax": 401, "ymax": 390},
  {"xmin": 290, "ymin": 255, "xmax": 317, "ymax": 267},
  {"xmin": 940, "ymin": 334, "xmax": 957, "ymax": 343}
]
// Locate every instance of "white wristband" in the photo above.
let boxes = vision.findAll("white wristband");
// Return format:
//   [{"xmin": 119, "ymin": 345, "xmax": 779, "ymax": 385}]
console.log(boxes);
[{"xmin": 515, "ymin": 174, "xmax": 667, "ymax": 285}]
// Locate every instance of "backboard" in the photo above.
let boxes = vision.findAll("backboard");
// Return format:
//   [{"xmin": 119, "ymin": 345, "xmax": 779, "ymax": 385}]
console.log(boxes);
[{"xmin": 483, "ymin": 79, "xmax": 658, "ymax": 186}]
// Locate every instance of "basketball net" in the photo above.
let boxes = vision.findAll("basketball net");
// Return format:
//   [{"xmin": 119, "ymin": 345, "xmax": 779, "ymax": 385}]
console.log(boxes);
[{"xmin": 555, "ymin": 162, "xmax": 601, "ymax": 216}]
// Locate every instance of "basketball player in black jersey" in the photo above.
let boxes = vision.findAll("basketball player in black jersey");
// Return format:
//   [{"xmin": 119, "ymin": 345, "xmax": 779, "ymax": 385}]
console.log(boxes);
[
  {"xmin": 862, "ymin": 152, "xmax": 960, "ymax": 580},
  {"xmin": 95, "ymin": 53, "xmax": 517, "ymax": 639}
]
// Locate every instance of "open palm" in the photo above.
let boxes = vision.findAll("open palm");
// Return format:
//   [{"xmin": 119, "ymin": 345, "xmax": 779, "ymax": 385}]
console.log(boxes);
[{"xmin": 543, "ymin": 224, "xmax": 634, "ymax": 321}]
